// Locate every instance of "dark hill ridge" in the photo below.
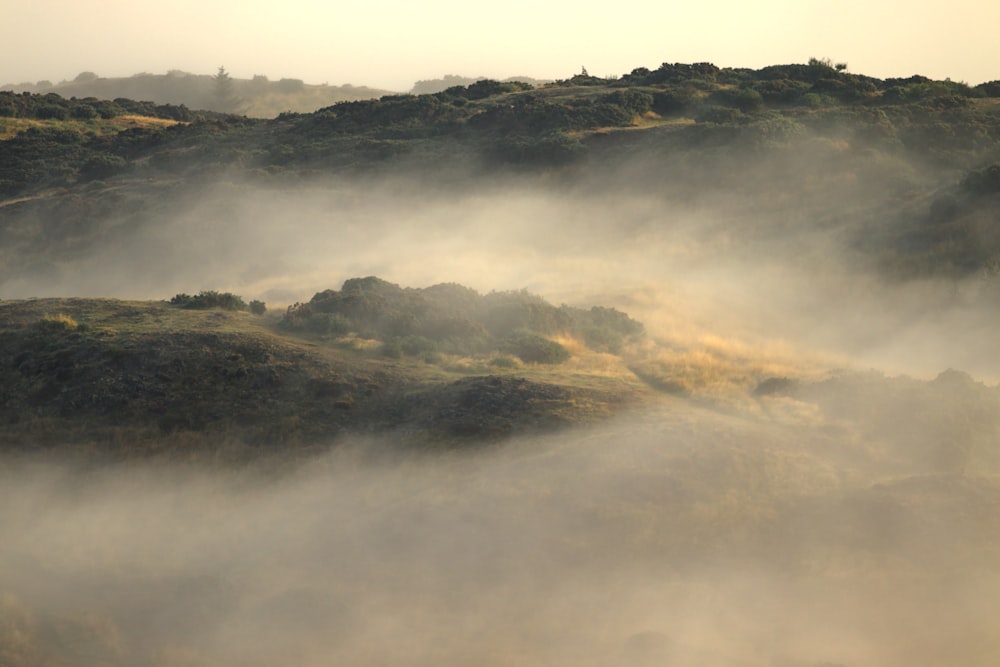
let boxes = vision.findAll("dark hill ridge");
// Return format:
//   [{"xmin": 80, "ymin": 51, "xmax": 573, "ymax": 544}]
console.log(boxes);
[
  {"xmin": 0, "ymin": 286, "xmax": 647, "ymax": 455},
  {"xmin": 3, "ymin": 59, "xmax": 1000, "ymax": 288}
]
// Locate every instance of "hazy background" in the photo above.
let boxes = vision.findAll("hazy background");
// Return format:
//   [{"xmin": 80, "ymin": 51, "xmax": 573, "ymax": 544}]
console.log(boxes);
[{"xmin": 4, "ymin": 0, "xmax": 999, "ymax": 91}]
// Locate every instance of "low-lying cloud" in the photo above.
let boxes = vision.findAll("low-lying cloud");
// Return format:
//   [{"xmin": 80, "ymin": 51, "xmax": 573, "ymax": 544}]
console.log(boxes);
[{"xmin": 3, "ymin": 393, "xmax": 999, "ymax": 666}]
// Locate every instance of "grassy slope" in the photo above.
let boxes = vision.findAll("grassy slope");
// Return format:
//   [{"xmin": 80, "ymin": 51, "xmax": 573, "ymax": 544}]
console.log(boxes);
[
  {"xmin": 0, "ymin": 298, "xmax": 649, "ymax": 455},
  {"xmin": 0, "ymin": 115, "xmax": 181, "ymax": 141},
  {"xmin": 3, "ymin": 66, "xmax": 999, "ymax": 289}
]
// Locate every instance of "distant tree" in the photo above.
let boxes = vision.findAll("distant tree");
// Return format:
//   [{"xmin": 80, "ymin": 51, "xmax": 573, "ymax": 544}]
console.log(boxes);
[
  {"xmin": 276, "ymin": 78, "xmax": 305, "ymax": 94},
  {"xmin": 212, "ymin": 66, "xmax": 243, "ymax": 113},
  {"xmin": 249, "ymin": 74, "xmax": 270, "ymax": 93}
]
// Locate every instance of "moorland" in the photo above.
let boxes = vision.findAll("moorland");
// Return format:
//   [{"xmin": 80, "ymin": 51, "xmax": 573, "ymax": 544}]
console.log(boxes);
[{"xmin": 2, "ymin": 58, "xmax": 1000, "ymax": 666}]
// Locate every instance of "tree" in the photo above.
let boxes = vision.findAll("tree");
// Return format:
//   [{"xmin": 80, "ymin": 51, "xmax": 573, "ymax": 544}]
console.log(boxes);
[{"xmin": 212, "ymin": 66, "xmax": 242, "ymax": 113}]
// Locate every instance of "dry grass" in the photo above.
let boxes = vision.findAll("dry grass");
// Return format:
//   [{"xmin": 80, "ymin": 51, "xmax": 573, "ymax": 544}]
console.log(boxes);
[
  {"xmin": 0, "ymin": 115, "xmax": 181, "ymax": 140},
  {"xmin": 40, "ymin": 313, "xmax": 79, "ymax": 329}
]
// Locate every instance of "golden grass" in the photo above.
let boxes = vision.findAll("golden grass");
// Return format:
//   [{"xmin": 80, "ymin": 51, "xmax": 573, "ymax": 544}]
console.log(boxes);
[
  {"xmin": 0, "ymin": 115, "xmax": 181, "ymax": 140},
  {"xmin": 111, "ymin": 114, "xmax": 181, "ymax": 128},
  {"xmin": 40, "ymin": 313, "xmax": 79, "ymax": 329}
]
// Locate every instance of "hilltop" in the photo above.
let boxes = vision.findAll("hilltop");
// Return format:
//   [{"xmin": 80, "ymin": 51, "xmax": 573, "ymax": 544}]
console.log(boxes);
[{"xmin": 2, "ymin": 59, "xmax": 1000, "ymax": 293}]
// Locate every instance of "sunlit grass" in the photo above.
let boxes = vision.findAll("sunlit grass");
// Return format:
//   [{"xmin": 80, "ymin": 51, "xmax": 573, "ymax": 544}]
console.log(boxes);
[{"xmin": 0, "ymin": 115, "xmax": 181, "ymax": 140}]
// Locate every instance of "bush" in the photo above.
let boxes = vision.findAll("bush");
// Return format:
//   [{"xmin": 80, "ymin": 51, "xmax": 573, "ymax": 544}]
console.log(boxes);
[
  {"xmin": 502, "ymin": 331, "xmax": 570, "ymax": 364},
  {"xmin": 249, "ymin": 300, "xmax": 267, "ymax": 315},
  {"xmin": 962, "ymin": 164, "xmax": 1000, "ymax": 196},
  {"xmin": 169, "ymin": 290, "xmax": 248, "ymax": 311},
  {"xmin": 305, "ymin": 312, "xmax": 350, "ymax": 335},
  {"xmin": 651, "ymin": 90, "xmax": 698, "ymax": 116},
  {"xmin": 35, "ymin": 104, "xmax": 68, "ymax": 120},
  {"xmin": 400, "ymin": 335, "xmax": 437, "ymax": 356},
  {"xmin": 582, "ymin": 326, "xmax": 625, "ymax": 354},
  {"xmin": 489, "ymin": 355, "xmax": 519, "ymax": 369},
  {"xmin": 709, "ymin": 87, "xmax": 764, "ymax": 112},
  {"xmin": 81, "ymin": 153, "xmax": 126, "ymax": 179},
  {"xmin": 381, "ymin": 338, "xmax": 403, "ymax": 359},
  {"xmin": 70, "ymin": 104, "xmax": 98, "ymax": 120}
]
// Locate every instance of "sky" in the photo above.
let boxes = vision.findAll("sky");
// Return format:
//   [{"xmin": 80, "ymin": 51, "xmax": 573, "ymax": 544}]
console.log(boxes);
[{"xmin": 3, "ymin": 0, "xmax": 999, "ymax": 91}]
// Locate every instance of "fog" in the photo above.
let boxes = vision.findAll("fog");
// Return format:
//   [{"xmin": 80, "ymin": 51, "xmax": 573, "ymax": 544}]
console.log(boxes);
[
  {"xmin": 5, "ymin": 114, "xmax": 1000, "ymax": 667},
  {"xmin": 4, "ymin": 393, "xmax": 1000, "ymax": 667},
  {"xmin": 7, "ymin": 167, "xmax": 1000, "ymax": 380}
]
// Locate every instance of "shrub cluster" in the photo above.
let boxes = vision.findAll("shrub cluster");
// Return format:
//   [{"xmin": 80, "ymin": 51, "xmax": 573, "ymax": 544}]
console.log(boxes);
[
  {"xmin": 169, "ymin": 290, "xmax": 249, "ymax": 311},
  {"xmin": 282, "ymin": 277, "xmax": 644, "ymax": 363},
  {"xmin": 0, "ymin": 90, "xmax": 193, "ymax": 122}
]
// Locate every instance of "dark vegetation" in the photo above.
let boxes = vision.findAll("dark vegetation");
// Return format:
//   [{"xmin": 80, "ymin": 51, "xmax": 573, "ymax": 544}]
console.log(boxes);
[
  {"xmin": 282, "ymin": 276, "xmax": 643, "ymax": 362},
  {"xmin": 170, "ymin": 290, "xmax": 250, "ymax": 311},
  {"xmin": 0, "ymin": 90, "xmax": 198, "ymax": 122},
  {"xmin": 3, "ymin": 59, "xmax": 1000, "ymax": 280}
]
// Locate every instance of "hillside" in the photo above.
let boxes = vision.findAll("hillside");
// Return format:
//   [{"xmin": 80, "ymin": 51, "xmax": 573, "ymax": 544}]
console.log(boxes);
[
  {"xmin": 0, "ymin": 280, "xmax": 648, "ymax": 455},
  {"xmin": 5, "ymin": 57, "xmax": 1000, "ymax": 667},
  {"xmin": 2, "ymin": 60, "xmax": 1000, "ymax": 296}
]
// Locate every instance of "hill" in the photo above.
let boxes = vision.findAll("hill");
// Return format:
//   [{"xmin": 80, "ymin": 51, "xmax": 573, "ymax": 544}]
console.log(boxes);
[
  {"xmin": 6, "ymin": 58, "xmax": 1000, "ymax": 667},
  {"xmin": 3, "ymin": 69, "xmax": 393, "ymax": 118},
  {"xmin": 2, "ymin": 59, "xmax": 1000, "ymax": 294},
  {"xmin": 0, "ymin": 279, "xmax": 647, "ymax": 455}
]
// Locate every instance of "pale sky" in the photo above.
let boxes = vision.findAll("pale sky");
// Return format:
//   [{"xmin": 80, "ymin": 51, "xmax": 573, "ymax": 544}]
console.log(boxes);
[{"xmin": 3, "ymin": 0, "xmax": 999, "ymax": 91}]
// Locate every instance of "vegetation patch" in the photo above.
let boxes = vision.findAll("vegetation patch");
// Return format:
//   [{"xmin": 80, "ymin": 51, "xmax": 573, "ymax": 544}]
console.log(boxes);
[
  {"xmin": 282, "ymin": 276, "xmax": 644, "ymax": 362},
  {"xmin": 169, "ymin": 290, "xmax": 250, "ymax": 311},
  {"xmin": 0, "ymin": 293, "xmax": 648, "ymax": 455}
]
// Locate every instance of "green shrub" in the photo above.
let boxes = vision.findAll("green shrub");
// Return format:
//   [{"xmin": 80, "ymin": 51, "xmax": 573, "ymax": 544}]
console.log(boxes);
[
  {"xmin": 489, "ymin": 355, "xmax": 519, "ymax": 369},
  {"xmin": 169, "ymin": 290, "xmax": 248, "ymax": 311},
  {"xmin": 381, "ymin": 338, "xmax": 403, "ymax": 359},
  {"xmin": 81, "ymin": 154, "xmax": 126, "ymax": 180},
  {"xmin": 305, "ymin": 312, "xmax": 350, "ymax": 335},
  {"xmin": 502, "ymin": 331, "xmax": 570, "ymax": 364},
  {"xmin": 35, "ymin": 104, "xmax": 68, "ymax": 120},
  {"xmin": 400, "ymin": 335, "xmax": 437, "ymax": 356},
  {"xmin": 708, "ymin": 87, "xmax": 764, "ymax": 112},
  {"xmin": 282, "ymin": 277, "xmax": 644, "ymax": 359},
  {"xmin": 582, "ymin": 326, "xmax": 625, "ymax": 354},
  {"xmin": 70, "ymin": 104, "xmax": 98, "ymax": 120},
  {"xmin": 651, "ymin": 90, "xmax": 697, "ymax": 116}
]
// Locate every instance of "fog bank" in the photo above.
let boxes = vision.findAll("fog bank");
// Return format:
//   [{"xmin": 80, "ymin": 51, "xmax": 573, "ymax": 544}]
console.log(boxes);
[
  {"xmin": 6, "ymin": 175, "xmax": 999, "ymax": 380},
  {"xmin": 3, "ymin": 396, "xmax": 1000, "ymax": 666}
]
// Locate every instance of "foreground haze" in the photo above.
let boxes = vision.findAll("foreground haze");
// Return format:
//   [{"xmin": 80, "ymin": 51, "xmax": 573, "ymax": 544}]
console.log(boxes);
[{"xmin": 3, "ymin": 57, "xmax": 1000, "ymax": 665}]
